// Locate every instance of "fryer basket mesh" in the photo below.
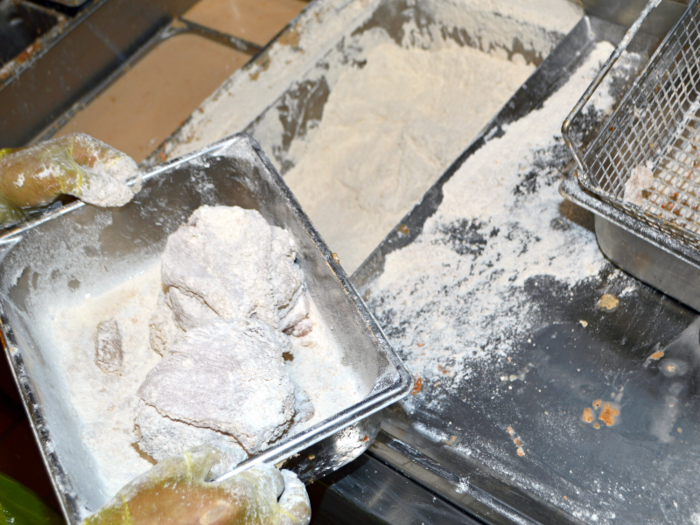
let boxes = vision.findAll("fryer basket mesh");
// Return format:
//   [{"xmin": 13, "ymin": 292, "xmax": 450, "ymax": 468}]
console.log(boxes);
[{"xmin": 570, "ymin": 1, "xmax": 700, "ymax": 250}]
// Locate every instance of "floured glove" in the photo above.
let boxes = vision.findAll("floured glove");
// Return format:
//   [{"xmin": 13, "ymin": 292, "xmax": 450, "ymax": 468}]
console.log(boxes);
[
  {"xmin": 82, "ymin": 444, "xmax": 311, "ymax": 525},
  {"xmin": 0, "ymin": 133, "xmax": 141, "ymax": 225}
]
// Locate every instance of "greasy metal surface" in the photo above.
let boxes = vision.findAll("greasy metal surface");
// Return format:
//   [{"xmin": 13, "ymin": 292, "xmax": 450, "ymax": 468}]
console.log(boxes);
[
  {"xmin": 0, "ymin": 134, "xmax": 412, "ymax": 524},
  {"xmin": 345, "ymin": 12, "xmax": 700, "ymax": 525},
  {"xmin": 0, "ymin": 0, "xmax": 200, "ymax": 148},
  {"xmin": 369, "ymin": 426, "xmax": 578, "ymax": 525},
  {"xmin": 309, "ymin": 452, "xmax": 481, "ymax": 525},
  {"xmin": 0, "ymin": 1, "xmax": 60, "ymax": 66}
]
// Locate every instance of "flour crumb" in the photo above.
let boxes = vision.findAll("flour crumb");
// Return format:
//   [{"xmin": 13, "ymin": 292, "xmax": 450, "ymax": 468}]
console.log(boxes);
[
  {"xmin": 623, "ymin": 164, "xmax": 655, "ymax": 206},
  {"xmin": 95, "ymin": 319, "xmax": 123, "ymax": 374}
]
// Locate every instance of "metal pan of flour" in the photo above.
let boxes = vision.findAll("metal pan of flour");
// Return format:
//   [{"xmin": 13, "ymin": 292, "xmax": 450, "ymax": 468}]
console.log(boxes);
[
  {"xmin": 0, "ymin": 133, "xmax": 412, "ymax": 524},
  {"xmin": 142, "ymin": 0, "xmax": 583, "ymax": 276}
]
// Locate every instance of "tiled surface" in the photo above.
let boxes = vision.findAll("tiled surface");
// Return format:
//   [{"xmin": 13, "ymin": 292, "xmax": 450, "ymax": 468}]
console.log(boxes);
[
  {"xmin": 1, "ymin": 0, "xmax": 307, "ymax": 514},
  {"xmin": 184, "ymin": 0, "xmax": 308, "ymax": 45}
]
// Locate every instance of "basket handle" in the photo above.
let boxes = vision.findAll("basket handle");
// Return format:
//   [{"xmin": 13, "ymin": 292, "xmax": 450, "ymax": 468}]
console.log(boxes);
[{"xmin": 561, "ymin": 0, "xmax": 663, "ymax": 175}]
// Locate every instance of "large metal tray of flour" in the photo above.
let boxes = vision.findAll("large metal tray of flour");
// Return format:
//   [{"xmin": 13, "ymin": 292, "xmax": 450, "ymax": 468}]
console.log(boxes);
[
  {"xmin": 0, "ymin": 133, "xmax": 412, "ymax": 524},
  {"xmin": 344, "ymin": 8, "xmax": 700, "ymax": 525},
  {"xmin": 147, "ymin": 0, "xmax": 575, "ymax": 168}
]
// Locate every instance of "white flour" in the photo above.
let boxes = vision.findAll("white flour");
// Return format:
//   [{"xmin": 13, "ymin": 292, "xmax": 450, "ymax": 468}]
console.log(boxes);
[
  {"xmin": 165, "ymin": 0, "xmax": 582, "ymax": 161},
  {"xmin": 370, "ymin": 41, "xmax": 619, "ymax": 394},
  {"xmin": 51, "ymin": 265, "xmax": 163, "ymax": 499},
  {"xmin": 282, "ymin": 38, "xmax": 536, "ymax": 273},
  {"xmin": 364, "ymin": 41, "xmax": 641, "ymax": 524},
  {"xmin": 414, "ymin": 0, "xmax": 583, "ymax": 60},
  {"xmin": 370, "ymin": 43, "xmax": 636, "ymax": 523}
]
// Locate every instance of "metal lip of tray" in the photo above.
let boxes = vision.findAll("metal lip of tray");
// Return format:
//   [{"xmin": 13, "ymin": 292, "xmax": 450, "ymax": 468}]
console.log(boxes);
[
  {"xmin": 0, "ymin": 133, "xmax": 413, "ymax": 524},
  {"xmin": 560, "ymin": 171, "xmax": 700, "ymax": 312},
  {"xmin": 562, "ymin": 0, "xmax": 700, "ymax": 313}
]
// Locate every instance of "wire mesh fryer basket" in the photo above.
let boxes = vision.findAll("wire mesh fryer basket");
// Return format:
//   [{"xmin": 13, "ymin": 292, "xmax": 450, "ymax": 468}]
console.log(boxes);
[{"xmin": 563, "ymin": 0, "xmax": 700, "ymax": 251}]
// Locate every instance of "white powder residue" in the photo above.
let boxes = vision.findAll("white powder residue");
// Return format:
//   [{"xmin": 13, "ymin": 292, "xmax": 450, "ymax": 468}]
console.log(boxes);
[
  {"xmin": 286, "ymin": 298, "xmax": 364, "ymax": 432},
  {"xmin": 407, "ymin": 0, "xmax": 582, "ymax": 61},
  {"xmin": 51, "ymin": 264, "xmax": 163, "ymax": 499},
  {"xmin": 282, "ymin": 39, "xmax": 536, "ymax": 273},
  {"xmin": 369, "ymin": 41, "xmax": 618, "ymax": 388}
]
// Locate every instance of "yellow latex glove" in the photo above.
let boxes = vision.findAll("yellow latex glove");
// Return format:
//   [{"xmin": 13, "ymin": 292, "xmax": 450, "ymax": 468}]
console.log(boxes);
[
  {"xmin": 0, "ymin": 133, "xmax": 140, "ymax": 226},
  {"xmin": 83, "ymin": 445, "xmax": 311, "ymax": 525}
]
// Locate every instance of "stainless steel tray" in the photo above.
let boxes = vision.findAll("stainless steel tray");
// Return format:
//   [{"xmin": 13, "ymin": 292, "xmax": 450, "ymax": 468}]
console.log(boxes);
[
  {"xmin": 147, "ymin": 0, "xmax": 572, "ymax": 168},
  {"xmin": 0, "ymin": 133, "xmax": 412, "ymax": 524}
]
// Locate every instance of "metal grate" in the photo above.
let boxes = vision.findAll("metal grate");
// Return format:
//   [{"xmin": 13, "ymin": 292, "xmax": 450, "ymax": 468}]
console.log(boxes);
[{"xmin": 571, "ymin": 1, "xmax": 700, "ymax": 250}]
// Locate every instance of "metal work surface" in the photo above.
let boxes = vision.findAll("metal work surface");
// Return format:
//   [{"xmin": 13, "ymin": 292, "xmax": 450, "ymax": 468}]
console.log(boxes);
[
  {"xmin": 0, "ymin": 134, "xmax": 411, "ymax": 524},
  {"xmin": 348, "ymin": 10, "xmax": 700, "ymax": 525},
  {"xmin": 309, "ymin": 452, "xmax": 481, "ymax": 525}
]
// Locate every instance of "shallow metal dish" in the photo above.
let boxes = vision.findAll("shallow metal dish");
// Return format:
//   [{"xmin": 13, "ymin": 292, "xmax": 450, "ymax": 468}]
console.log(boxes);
[
  {"xmin": 148, "ymin": 0, "xmax": 566, "ymax": 169},
  {"xmin": 0, "ymin": 133, "xmax": 412, "ymax": 524}
]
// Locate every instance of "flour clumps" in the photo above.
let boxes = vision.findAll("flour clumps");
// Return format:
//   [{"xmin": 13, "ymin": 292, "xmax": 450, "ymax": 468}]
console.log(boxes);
[
  {"xmin": 623, "ymin": 163, "xmax": 655, "ymax": 207},
  {"xmin": 160, "ymin": 206, "xmax": 308, "ymax": 332},
  {"xmin": 137, "ymin": 205, "xmax": 316, "ymax": 459},
  {"xmin": 94, "ymin": 319, "xmax": 123, "ymax": 374}
]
